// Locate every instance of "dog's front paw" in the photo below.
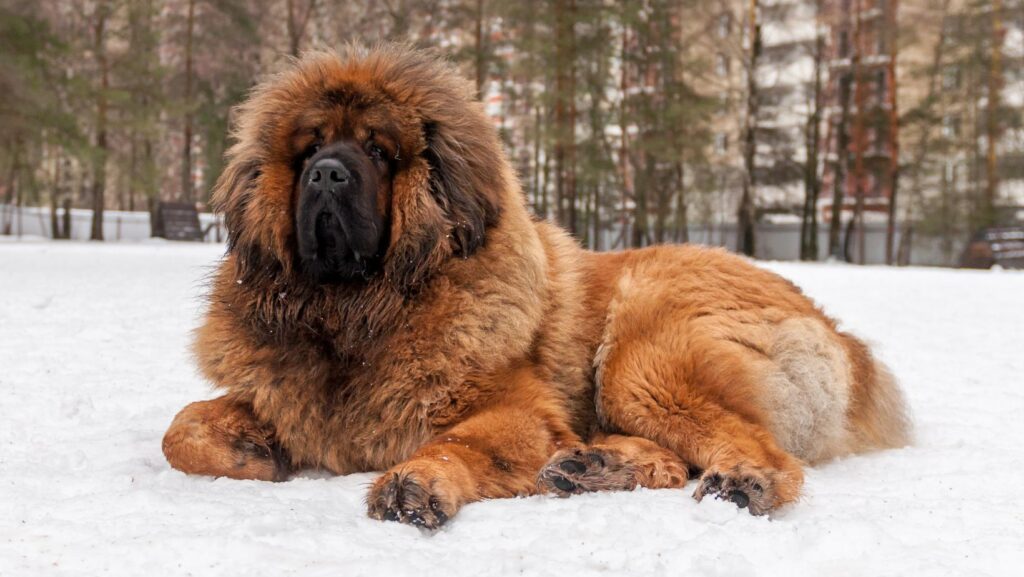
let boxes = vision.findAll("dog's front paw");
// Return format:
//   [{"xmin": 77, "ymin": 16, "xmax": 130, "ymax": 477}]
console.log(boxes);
[
  {"xmin": 367, "ymin": 466, "xmax": 460, "ymax": 530},
  {"xmin": 537, "ymin": 446, "xmax": 638, "ymax": 496},
  {"xmin": 693, "ymin": 462, "xmax": 794, "ymax": 515}
]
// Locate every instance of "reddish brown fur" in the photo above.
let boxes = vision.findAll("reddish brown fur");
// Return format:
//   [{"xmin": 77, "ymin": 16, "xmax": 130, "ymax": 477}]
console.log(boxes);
[
  {"xmin": 163, "ymin": 45, "xmax": 910, "ymax": 527},
  {"xmin": 162, "ymin": 398, "xmax": 287, "ymax": 482}
]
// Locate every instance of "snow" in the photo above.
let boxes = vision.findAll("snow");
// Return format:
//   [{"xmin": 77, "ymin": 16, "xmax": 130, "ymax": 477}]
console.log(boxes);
[{"xmin": 1, "ymin": 239, "xmax": 1023, "ymax": 577}]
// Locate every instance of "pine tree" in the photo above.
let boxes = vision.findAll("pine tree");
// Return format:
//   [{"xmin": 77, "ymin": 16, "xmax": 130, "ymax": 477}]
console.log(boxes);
[{"xmin": 736, "ymin": 0, "xmax": 760, "ymax": 257}]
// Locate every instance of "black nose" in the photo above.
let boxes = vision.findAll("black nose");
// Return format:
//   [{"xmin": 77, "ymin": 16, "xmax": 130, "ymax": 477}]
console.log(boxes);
[{"xmin": 307, "ymin": 157, "xmax": 351, "ymax": 194}]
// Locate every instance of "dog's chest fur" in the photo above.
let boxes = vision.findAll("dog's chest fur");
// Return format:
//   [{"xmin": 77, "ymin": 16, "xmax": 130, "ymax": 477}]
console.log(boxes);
[
  {"xmin": 221, "ymin": 270, "xmax": 546, "ymax": 473},
  {"xmin": 252, "ymin": 347, "xmax": 485, "ymax": 473}
]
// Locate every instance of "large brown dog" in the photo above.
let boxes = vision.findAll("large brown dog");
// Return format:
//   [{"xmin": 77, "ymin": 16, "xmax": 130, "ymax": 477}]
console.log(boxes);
[{"xmin": 163, "ymin": 45, "xmax": 910, "ymax": 527}]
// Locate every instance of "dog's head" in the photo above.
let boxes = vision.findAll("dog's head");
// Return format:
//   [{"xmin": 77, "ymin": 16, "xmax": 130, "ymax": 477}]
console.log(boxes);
[{"xmin": 214, "ymin": 44, "xmax": 504, "ymax": 290}]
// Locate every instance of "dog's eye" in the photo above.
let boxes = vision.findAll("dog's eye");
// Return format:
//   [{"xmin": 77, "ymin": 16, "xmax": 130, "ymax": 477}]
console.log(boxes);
[{"xmin": 368, "ymin": 144, "xmax": 385, "ymax": 162}]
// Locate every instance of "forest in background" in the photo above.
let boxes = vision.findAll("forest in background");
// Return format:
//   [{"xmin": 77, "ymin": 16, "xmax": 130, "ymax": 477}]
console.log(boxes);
[{"xmin": 1, "ymin": 0, "xmax": 1022, "ymax": 265}]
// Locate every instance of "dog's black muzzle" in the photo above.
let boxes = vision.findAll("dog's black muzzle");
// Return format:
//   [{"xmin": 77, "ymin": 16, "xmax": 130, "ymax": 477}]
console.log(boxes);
[{"xmin": 296, "ymin": 142, "xmax": 385, "ymax": 283}]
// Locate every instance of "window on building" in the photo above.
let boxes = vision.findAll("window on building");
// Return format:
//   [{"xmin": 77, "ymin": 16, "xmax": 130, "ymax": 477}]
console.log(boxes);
[
  {"xmin": 838, "ymin": 72, "xmax": 852, "ymax": 101},
  {"xmin": 717, "ymin": 13, "xmax": 732, "ymax": 38},
  {"xmin": 870, "ymin": 174, "xmax": 884, "ymax": 197},
  {"xmin": 876, "ymin": 70, "xmax": 887, "ymax": 103},
  {"xmin": 714, "ymin": 132, "xmax": 729, "ymax": 154},
  {"xmin": 716, "ymin": 53, "xmax": 730, "ymax": 77},
  {"xmin": 839, "ymin": 30, "xmax": 851, "ymax": 58}
]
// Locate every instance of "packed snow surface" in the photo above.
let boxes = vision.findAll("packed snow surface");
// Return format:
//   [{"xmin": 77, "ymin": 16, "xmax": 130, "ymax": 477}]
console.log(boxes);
[{"xmin": 1, "ymin": 239, "xmax": 1022, "ymax": 577}]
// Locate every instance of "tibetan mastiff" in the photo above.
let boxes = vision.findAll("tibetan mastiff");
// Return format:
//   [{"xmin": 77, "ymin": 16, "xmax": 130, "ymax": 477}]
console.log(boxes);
[{"xmin": 163, "ymin": 44, "xmax": 910, "ymax": 527}]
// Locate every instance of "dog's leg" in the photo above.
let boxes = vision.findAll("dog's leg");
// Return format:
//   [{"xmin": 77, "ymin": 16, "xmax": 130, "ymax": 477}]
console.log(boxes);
[
  {"xmin": 596, "ymin": 352, "xmax": 804, "ymax": 515},
  {"xmin": 162, "ymin": 396, "xmax": 289, "ymax": 482},
  {"xmin": 537, "ymin": 433, "xmax": 691, "ymax": 496},
  {"xmin": 366, "ymin": 371, "xmax": 578, "ymax": 529}
]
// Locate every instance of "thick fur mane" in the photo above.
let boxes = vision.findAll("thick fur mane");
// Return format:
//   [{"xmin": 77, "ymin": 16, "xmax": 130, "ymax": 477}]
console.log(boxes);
[
  {"xmin": 211, "ymin": 262, "xmax": 406, "ymax": 364},
  {"xmin": 206, "ymin": 44, "xmax": 514, "ymax": 360},
  {"xmin": 212, "ymin": 44, "xmax": 506, "ymax": 300}
]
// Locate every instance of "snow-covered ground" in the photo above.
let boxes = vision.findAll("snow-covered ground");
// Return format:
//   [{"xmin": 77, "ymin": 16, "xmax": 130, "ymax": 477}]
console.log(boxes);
[{"xmin": 1, "ymin": 239, "xmax": 1022, "ymax": 577}]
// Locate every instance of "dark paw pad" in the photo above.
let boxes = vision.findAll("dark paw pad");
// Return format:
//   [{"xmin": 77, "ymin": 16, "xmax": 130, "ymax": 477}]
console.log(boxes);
[
  {"xmin": 537, "ymin": 447, "xmax": 637, "ymax": 497},
  {"xmin": 693, "ymin": 468, "xmax": 773, "ymax": 515},
  {"xmin": 367, "ymin": 472, "xmax": 453, "ymax": 530}
]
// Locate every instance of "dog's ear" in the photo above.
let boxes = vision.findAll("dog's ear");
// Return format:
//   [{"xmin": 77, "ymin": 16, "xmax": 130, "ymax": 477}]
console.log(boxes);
[
  {"xmin": 422, "ymin": 121, "xmax": 502, "ymax": 258},
  {"xmin": 210, "ymin": 149, "xmax": 268, "ymax": 282},
  {"xmin": 383, "ymin": 150, "xmax": 448, "ymax": 292},
  {"xmin": 384, "ymin": 120, "xmax": 503, "ymax": 294},
  {"xmin": 212, "ymin": 154, "xmax": 260, "ymax": 253}
]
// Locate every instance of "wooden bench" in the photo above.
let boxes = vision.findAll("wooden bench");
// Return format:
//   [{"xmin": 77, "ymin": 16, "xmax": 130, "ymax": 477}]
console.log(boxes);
[
  {"xmin": 960, "ymin": 226, "xmax": 1024, "ymax": 269},
  {"xmin": 155, "ymin": 202, "xmax": 203, "ymax": 242}
]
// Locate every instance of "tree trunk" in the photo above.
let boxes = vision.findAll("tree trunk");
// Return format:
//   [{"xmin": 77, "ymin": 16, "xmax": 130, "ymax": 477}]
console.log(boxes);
[
  {"xmin": 541, "ymin": 130, "xmax": 551, "ymax": 218},
  {"xmin": 180, "ymin": 0, "xmax": 195, "ymax": 206},
  {"xmin": 984, "ymin": 0, "xmax": 1004, "ymax": 228},
  {"xmin": 655, "ymin": 165, "xmax": 671, "ymax": 245},
  {"xmin": 287, "ymin": 0, "xmax": 317, "ymax": 57},
  {"xmin": 675, "ymin": 161, "xmax": 688, "ymax": 243},
  {"xmin": 901, "ymin": 0, "xmax": 952, "ymax": 264},
  {"xmin": 62, "ymin": 197, "xmax": 72, "ymax": 240},
  {"xmin": 128, "ymin": 133, "xmax": 137, "ymax": 212},
  {"xmin": 885, "ymin": 0, "xmax": 901, "ymax": 264},
  {"xmin": 829, "ymin": 71, "xmax": 852, "ymax": 259},
  {"xmin": 553, "ymin": 0, "xmax": 566, "ymax": 228},
  {"xmin": 50, "ymin": 152, "xmax": 61, "ymax": 239},
  {"xmin": 843, "ymin": 216, "xmax": 855, "ymax": 262},
  {"xmin": 967, "ymin": 59, "xmax": 983, "ymax": 232},
  {"xmin": 618, "ymin": 17, "xmax": 631, "ymax": 249},
  {"xmin": 801, "ymin": 5, "xmax": 825, "ymax": 261},
  {"xmin": 566, "ymin": 1, "xmax": 577, "ymax": 237},
  {"xmin": 145, "ymin": 138, "xmax": 160, "ymax": 237},
  {"xmin": 850, "ymin": 0, "xmax": 867, "ymax": 264},
  {"xmin": 2, "ymin": 143, "xmax": 16, "ymax": 235},
  {"xmin": 737, "ymin": 0, "xmax": 760, "ymax": 257},
  {"xmin": 654, "ymin": 183, "xmax": 667, "ymax": 244},
  {"xmin": 474, "ymin": 0, "xmax": 486, "ymax": 98},
  {"xmin": 14, "ymin": 165, "xmax": 22, "ymax": 237},
  {"xmin": 553, "ymin": 0, "xmax": 577, "ymax": 235},
  {"xmin": 532, "ymin": 104, "xmax": 543, "ymax": 216},
  {"xmin": 91, "ymin": 3, "xmax": 110, "ymax": 241},
  {"xmin": 632, "ymin": 154, "xmax": 651, "ymax": 248},
  {"xmin": 287, "ymin": 0, "xmax": 299, "ymax": 57},
  {"xmin": 581, "ymin": 182, "xmax": 593, "ymax": 248}
]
